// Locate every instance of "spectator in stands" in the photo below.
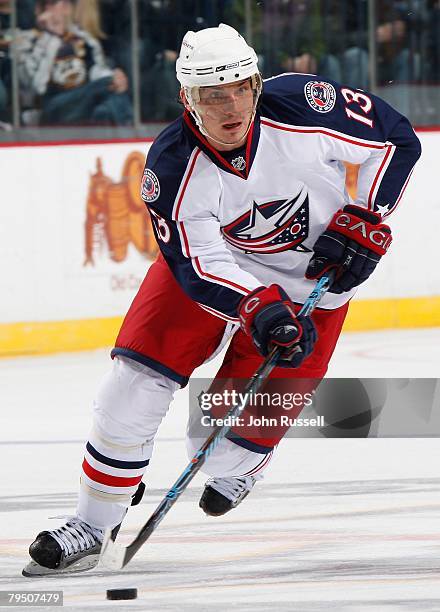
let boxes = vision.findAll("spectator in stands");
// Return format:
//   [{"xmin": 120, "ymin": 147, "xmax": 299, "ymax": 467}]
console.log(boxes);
[
  {"xmin": 241, "ymin": 0, "xmax": 367, "ymax": 87},
  {"xmin": 73, "ymin": 0, "xmax": 104, "ymax": 40},
  {"xmin": 0, "ymin": 1, "xmax": 9, "ymax": 117},
  {"xmin": 426, "ymin": 0, "xmax": 440, "ymax": 81},
  {"xmin": 341, "ymin": 0, "xmax": 426, "ymax": 91},
  {"xmin": 0, "ymin": 0, "xmax": 36, "ymax": 30},
  {"xmin": 74, "ymin": 0, "xmax": 131, "ymax": 114},
  {"xmin": 376, "ymin": 2, "xmax": 423, "ymax": 85},
  {"xmin": 98, "ymin": 0, "xmax": 139, "ymax": 81},
  {"xmin": 15, "ymin": 0, "xmax": 133, "ymax": 125},
  {"xmin": 96, "ymin": 0, "xmax": 234, "ymax": 122},
  {"xmin": 139, "ymin": 0, "xmax": 204, "ymax": 121},
  {"xmin": 0, "ymin": 0, "xmax": 36, "ymax": 120},
  {"xmin": 0, "ymin": 75, "xmax": 6, "ymax": 118}
]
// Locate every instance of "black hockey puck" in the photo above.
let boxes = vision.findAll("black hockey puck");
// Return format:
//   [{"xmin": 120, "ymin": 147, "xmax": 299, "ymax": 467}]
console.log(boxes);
[{"xmin": 106, "ymin": 588, "xmax": 138, "ymax": 600}]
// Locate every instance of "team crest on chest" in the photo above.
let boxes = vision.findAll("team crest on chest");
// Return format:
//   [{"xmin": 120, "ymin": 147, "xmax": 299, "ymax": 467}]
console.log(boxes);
[
  {"xmin": 304, "ymin": 81, "xmax": 336, "ymax": 113},
  {"xmin": 222, "ymin": 186, "xmax": 311, "ymax": 254}
]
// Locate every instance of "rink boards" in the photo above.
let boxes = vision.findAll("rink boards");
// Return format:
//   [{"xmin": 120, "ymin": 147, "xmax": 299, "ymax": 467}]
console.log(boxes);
[{"xmin": 0, "ymin": 130, "xmax": 439, "ymax": 356}]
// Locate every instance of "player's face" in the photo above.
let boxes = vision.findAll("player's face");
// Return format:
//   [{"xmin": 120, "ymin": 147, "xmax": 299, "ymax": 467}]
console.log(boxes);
[{"xmin": 196, "ymin": 79, "xmax": 255, "ymax": 150}]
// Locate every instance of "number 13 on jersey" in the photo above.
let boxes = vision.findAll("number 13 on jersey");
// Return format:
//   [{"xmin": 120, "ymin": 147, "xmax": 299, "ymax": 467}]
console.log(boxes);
[{"xmin": 341, "ymin": 88, "xmax": 374, "ymax": 128}]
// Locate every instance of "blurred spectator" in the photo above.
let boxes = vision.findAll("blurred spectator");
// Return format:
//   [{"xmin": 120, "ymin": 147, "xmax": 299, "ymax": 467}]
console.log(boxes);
[
  {"xmin": 141, "ymin": 47, "xmax": 181, "ymax": 121},
  {"xmin": 0, "ymin": 75, "xmax": 6, "ymax": 118},
  {"xmin": 0, "ymin": 1, "xmax": 9, "ymax": 116},
  {"xmin": 260, "ymin": 0, "xmax": 345, "ymax": 83},
  {"xmin": 2, "ymin": 0, "xmax": 437, "ymax": 128},
  {"xmin": 258, "ymin": 0, "xmax": 429, "ymax": 93},
  {"xmin": 139, "ymin": 0, "xmax": 208, "ymax": 121},
  {"xmin": 98, "ymin": 0, "xmax": 180, "ymax": 121},
  {"xmin": 74, "ymin": 0, "xmax": 105, "ymax": 40},
  {"xmin": 0, "ymin": 0, "xmax": 36, "ymax": 30},
  {"xmin": 74, "ymin": 0, "xmax": 131, "ymax": 118},
  {"xmin": 341, "ymin": 0, "xmax": 427, "ymax": 90},
  {"xmin": 426, "ymin": 0, "xmax": 440, "ymax": 81},
  {"xmin": 376, "ymin": 2, "xmax": 423, "ymax": 85},
  {"xmin": 273, "ymin": 1, "xmax": 371, "ymax": 89},
  {"xmin": 0, "ymin": 0, "xmax": 36, "ymax": 120},
  {"xmin": 98, "ymin": 0, "xmax": 136, "ymax": 78},
  {"xmin": 95, "ymin": 0, "xmax": 238, "ymax": 122},
  {"xmin": 15, "ymin": 0, "xmax": 133, "ymax": 125},
  {"xmin": 234, "ymin": 0, "xmax": 366, "ymax": 85}
]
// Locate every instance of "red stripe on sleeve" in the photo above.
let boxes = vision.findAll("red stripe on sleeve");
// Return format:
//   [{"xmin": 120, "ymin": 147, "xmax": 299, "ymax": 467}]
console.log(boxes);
[
  {"xmin": 194, "ymin": 256, "xmax": 251, "ymax": 294},
  {"xmin": 174, "ymin": 149, "xmax": 202, "ymax": 221},
  {"xmin": 179, "ymin": 221, "xmax": 191, "ymax": 257},
  {"xmin": 367, "ymin": 145, "xmax": 393, "ymax": 210},
  {"xmin": 260, "ymin": 119, "xmax": 386, "ymax": 149}
]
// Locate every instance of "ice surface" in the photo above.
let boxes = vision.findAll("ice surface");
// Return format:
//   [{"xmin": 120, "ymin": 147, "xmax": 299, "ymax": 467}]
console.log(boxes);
[{"xmin": 1, "ymin": 328, "xmax": 439, "ymax": 611}]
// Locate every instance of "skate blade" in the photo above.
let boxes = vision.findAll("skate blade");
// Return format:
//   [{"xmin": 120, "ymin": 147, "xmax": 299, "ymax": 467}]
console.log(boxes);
[
  {"xmin": 22, "ymin": 555, "xmax": 99, "ymax": 578},
  {"xmin": 98, "ymin": 528, "xmax": 125, "ymax": 571}
]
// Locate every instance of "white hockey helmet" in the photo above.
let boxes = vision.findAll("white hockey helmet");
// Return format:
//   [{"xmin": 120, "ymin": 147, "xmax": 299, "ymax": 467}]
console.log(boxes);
[
  {"xmin": 176, "ymin": 23, "xmax": 259, "ymax": 89},
  {"xmin": 176, "ymin": 24, "xmax": 262, "ymax": 146}
]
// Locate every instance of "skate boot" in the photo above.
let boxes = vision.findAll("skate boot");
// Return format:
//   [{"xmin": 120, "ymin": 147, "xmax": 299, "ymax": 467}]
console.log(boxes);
[
  {"xmin": 199, "ymin": 474, "xmax": 263, "ymax": 516},
  {"xmin": 22, "ymin": 482, "xmax": 146, "ymax": 577},
  {"xmin": 22, "ymin": 516, "xmax": 106, "ymax": 577}
]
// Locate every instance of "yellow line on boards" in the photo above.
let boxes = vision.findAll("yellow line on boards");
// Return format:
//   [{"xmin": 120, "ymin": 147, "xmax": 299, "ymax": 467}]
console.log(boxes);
[
  {"xmin": 0, "ymin": 296, "xmax": 439, "ymax": 357},
  {"xmin": 0, "ymin": 317, "xmax": 123, "ymax": 357},
  {"xmin": 344, "ymin": 296, "xmax": 440, "ymax": 331}
]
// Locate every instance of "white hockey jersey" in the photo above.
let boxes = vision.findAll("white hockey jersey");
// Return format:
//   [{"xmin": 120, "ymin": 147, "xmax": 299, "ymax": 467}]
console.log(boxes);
[{"xmin": 141, "ymin": 73, "xmax": 421, "ymax": 322}]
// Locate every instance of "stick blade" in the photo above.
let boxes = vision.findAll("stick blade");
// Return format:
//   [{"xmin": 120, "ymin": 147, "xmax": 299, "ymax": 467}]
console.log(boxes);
[{"xmin": 99, "ymin": 528, "xmax": 126, "ymax": 571}]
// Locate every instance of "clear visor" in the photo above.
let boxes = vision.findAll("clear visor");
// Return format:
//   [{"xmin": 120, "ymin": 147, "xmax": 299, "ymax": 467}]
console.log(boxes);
[
  {"xmin": 188, "ymin": 75, "xmax": 261, "ymax": 110},
  {"xmin": 184, "ymin": 74, "xmax": 262, "ymax": 146}
]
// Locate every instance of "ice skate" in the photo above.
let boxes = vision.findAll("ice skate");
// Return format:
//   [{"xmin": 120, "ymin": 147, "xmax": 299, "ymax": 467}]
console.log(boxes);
[
  {"xmin": 22, "ymin": 517, "xmax": 105, "ymax": 577},
  {"xmin": 199, "ymin": 474, "xmax": 263, "ymax": 517}
]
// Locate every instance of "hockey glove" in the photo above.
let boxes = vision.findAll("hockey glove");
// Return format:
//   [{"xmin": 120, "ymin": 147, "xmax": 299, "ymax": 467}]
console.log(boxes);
[
  {"xmin": 238, "ymin": 284, "xmax": 317, "ymax": 368},
  {"xmin": 305, "ymin": 204, "xmax": 392, "ymax": 294}
]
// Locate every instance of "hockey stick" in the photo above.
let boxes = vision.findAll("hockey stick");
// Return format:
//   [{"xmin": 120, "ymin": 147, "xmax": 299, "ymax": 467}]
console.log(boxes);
[{"xmin": 99, "ymin": 272, "xmax": 334, "ymax": 570}]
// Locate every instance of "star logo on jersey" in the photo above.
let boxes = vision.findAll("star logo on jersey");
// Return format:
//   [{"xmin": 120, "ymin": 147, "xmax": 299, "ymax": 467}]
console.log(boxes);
[
  {"xmin": 374, "ymin": 203, "xmax": 392, "ymax": 217},
  {"xmin": 221, "ymin": 186, "xmax": 311, "ymax": 254}
]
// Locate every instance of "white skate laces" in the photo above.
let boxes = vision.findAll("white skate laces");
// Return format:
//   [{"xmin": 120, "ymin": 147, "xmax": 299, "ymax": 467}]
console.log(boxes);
[
  {"xmin": 207, "ymin": 474, "xmax": 263, "ymax": 504},
  {"xmin": 48, "ymin": 516, "xmax": 103, "ymax": 557}
]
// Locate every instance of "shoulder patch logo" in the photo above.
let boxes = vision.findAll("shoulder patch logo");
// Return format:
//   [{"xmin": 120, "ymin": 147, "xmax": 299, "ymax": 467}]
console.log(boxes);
[
  {"xmin": 141, "ymin": 169, "xmax": 160, "ymax": 203},
  {"xmin": 304, "ymin": 81, "xmax": 336, "ymax": 113}
]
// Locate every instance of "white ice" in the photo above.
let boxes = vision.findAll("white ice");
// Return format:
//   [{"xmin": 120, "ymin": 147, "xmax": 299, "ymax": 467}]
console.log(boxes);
[{"xmin": 1, "ymin": 328, "xmax": 440, "ymax": 611}]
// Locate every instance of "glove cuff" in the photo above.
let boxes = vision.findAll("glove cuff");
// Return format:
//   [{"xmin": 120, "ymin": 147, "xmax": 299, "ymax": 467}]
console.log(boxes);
[{"xmin": 343, "ymin": 204, "xmax": 382, "ymax": 225}]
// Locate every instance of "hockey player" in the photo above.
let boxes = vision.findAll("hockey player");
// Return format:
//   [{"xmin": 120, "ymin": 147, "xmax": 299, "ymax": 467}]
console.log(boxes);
[{"xmin": 23, "ymin": 24, "xmax": 421, "ymax": 576}]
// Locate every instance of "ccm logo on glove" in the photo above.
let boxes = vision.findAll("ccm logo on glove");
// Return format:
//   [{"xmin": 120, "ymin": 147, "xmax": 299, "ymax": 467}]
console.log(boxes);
[
  {"xmin": 238, "ymin": 284, "xmax": 317, "ymax": 368},
  {"xmin": 241, "ymin": 296, "xmax": 261, "ymax": 315}
]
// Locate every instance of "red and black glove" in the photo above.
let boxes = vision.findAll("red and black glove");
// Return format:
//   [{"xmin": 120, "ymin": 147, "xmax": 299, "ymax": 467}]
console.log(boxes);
[
  {"xmin": 305, "ymin": 204, "xmax": 392, "ymax": 294},
  {"xmin": 238, "ymin": 284, "xmax": 317, "ymax": 368}
]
